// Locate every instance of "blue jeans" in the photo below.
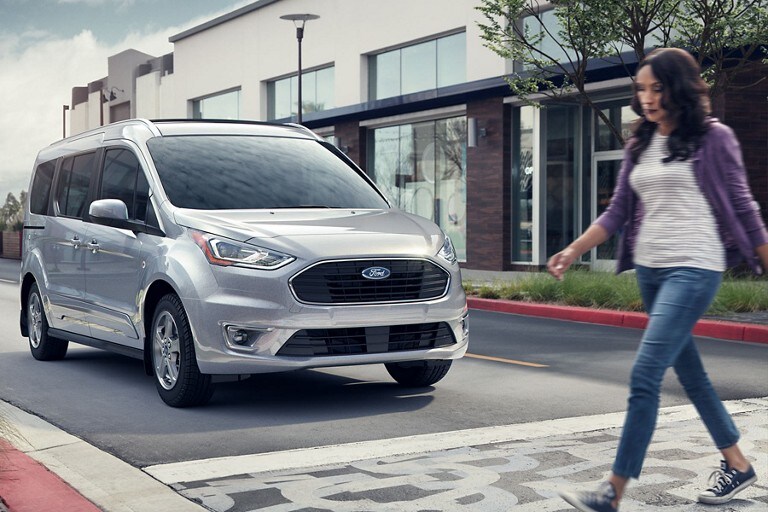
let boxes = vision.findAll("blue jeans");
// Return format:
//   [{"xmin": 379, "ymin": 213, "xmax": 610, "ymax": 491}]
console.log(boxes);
[{"xmin": 612, "ymin": 265, "xmax": 740, "ymax": 479}]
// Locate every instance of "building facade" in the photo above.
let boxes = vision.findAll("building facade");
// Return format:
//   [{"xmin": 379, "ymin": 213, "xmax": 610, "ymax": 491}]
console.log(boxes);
[{"xmin": 68, "ymin": 0, "xmax": 768, "ymax": 272}]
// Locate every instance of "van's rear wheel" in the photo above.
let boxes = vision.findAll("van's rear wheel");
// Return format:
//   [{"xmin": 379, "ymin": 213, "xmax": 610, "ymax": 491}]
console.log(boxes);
[
  {"xmin": 27, "ymin": 283, "xmax": 68, "ymax": 361},
  {"xmin": 151, "ymin": 294, "xmax": 213, "ymax": 407},
  {"xmin": 385, "ymin": 360, "xmax": 452, "ymax": 387}
]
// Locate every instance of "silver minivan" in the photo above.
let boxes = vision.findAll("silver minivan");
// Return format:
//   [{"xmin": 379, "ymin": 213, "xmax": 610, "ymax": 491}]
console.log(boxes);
[{"xmin": 20, "ymin": 119, "xmax": 468, "ymax": 406}]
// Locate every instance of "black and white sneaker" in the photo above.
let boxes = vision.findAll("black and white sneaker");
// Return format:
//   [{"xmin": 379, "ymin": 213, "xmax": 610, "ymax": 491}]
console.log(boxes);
[{"xmin": 698, "ymin": 460, "xmax": 757, "ymax": 505}]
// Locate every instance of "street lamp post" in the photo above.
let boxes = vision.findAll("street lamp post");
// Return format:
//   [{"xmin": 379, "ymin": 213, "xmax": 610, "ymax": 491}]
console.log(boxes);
[
  {"xmin": 62, "ymin": 105, "xmax": 70, "ymax": 138},
  {"xmin": 280, "ymin": 13, "xmax": 320, "ymax": 124}
]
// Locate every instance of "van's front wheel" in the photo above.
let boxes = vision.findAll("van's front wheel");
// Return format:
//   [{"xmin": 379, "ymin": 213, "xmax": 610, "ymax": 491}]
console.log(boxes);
[{"xmin": 151, "ymin": 294, "xmax": 213, "ymax": 407}]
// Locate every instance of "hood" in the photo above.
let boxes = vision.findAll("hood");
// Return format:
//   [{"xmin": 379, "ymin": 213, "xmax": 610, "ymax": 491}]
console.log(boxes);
[{"xmin": 172, "ymin": 208, "xmax": 445, "ymax": 259}]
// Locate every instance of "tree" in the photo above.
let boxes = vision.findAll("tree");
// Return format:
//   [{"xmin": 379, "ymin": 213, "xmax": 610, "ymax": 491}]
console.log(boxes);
[
  {"xmin": 0, "ymin": 191, "xmax": 26, "ymax": 231},
  {"xmin": 476, "ymin": 0, "xmax": 768, "ymax": 145}
]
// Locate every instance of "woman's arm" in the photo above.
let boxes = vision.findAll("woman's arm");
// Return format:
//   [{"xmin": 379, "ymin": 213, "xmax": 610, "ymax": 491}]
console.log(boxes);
[
  {"xmin": 547, "ymin": 223, "xmax": 610, "ymax": 281},
  {"xmin": 756, "ymin": 243, "xmax": 768, "ymax": 273}
]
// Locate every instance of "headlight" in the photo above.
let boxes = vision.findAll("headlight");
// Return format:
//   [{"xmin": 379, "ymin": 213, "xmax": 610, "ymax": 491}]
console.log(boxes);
[
  {"xmin": 437, "ymin": 232, "xmax": 457, "ymax": 264},
  {"xmin": 191, "ymin": 230, "xmax": 295, "ymax": 270}
]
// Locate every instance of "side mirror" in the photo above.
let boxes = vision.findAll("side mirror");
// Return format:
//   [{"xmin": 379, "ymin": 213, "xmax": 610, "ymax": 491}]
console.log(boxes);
[
  {"xmin": 89, "ymin": 198, "xmax": 129, "ymax": 223},
  {"xmin": 88, "ymin": 199, "xmax": 164, "ymax": 236}
]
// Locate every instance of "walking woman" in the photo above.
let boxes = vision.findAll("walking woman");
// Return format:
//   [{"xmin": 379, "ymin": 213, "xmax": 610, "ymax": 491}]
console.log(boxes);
[{"xmin": 549, "ymin": 48, "xmax": 768, "ymax": 512}]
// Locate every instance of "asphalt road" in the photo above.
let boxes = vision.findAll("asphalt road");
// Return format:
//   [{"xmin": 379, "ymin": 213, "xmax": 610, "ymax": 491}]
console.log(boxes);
[{"xmin": 1, "ymin": 257, "xmax": 767, "ymax": 471}]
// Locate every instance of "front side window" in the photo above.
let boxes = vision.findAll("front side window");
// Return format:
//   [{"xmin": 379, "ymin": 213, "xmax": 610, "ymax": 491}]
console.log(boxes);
[
  {"xmin": 267, "ymin": 66, "xmax": 335, "ymax": 120},
  {"xmin": 147, "ymin": 135, "xmax": 388, "ymax": 210},
  {"xmin": 192, "ymin": 89, "xmax": 240, "ymax": 120},
  {"xmin": 370, "ymin": 32, "xmax": 466, "ymax": 100},
  {"xmin": 57, "ymin": 153, "xmax": 95, "ymax": 218},
  {"xmin": 30, "ymin": 160, "xmax": 56, "ymax": 215},
  {"xmin": 100, "ymin": 148, "xmax": 151, "ymax": 222}
]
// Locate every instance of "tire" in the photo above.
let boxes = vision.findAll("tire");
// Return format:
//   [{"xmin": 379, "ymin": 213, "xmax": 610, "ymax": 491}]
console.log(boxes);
[
  {"xmin": 151, "ymin": 294, "xmax": 213, "ymax": 407},
  {"xmin": 27, "ymin": 283, "xmax": 68, "ymax": 361},
  {"xmin": 385, "ymin": 360, "xmax": 452, "ymax": 387}
]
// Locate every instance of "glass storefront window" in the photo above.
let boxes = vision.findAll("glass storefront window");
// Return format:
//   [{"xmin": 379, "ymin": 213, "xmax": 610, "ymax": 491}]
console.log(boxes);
[
  {"xmin": 595, "ymin": 103, "xmax": 638, "ymax": 151},
  {"xmin": 267, "ymin": 66, "xmax": 335, "ymax": 120},
  {"xmin": 545, "ymin": 105, "xmax": 579, "ymax": 259},
  {"xmin": 368, "ymin": 116, "xmax": 467, "ymax": 261},
  {"xmin": 369, "ymin": 32, "xmax": 466, "ymax": 100},
  {"xmin": 595, "ymin": 159, "xmax": 622, "ymax": 260},
  {"xmin": 192, "ymin": 89, "xmax": 240, "ymax": 119},
  {"xmin": 512, "ymin": 106, "xmax": 535, "ymax": 262}
]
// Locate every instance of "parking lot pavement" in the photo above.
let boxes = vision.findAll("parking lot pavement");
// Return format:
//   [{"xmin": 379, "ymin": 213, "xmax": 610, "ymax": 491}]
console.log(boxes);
[{"xmin": 160, "ymin": 398, "xmax": 768, "ymax": 511}]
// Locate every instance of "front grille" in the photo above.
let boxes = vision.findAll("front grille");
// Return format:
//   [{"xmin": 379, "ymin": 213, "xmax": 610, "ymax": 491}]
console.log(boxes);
[
  {"xmin": 290, "ymin": 259, "xmax": 450, "ymax": 304},
  {"xmin": 277, "ymin": 322, "xmax": 456, "ymax": 356}
]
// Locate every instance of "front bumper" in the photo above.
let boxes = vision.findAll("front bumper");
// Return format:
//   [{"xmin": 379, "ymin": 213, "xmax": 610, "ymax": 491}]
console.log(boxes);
[{"xmin": 182, "ymin": 284, "xmax": 468, "ymax": 375}]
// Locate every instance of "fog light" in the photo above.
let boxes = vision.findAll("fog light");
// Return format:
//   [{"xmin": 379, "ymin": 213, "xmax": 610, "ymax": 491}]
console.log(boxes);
[
  {"xmin": 230, "ymin": 328, "xmax": 250, "ymax": 345},
  {"xmin": 223, "ymin": 325, "xmax": 271, "ymax": 351},
  {"xmin": 461, "ymin": 315, "xmax": 469, "ymax": 338}
]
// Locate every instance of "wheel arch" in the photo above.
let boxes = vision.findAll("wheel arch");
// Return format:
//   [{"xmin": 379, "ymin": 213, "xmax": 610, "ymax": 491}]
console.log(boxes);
[
  {"xmin": 19, "ymin": 272, "xmax": 38, "ymax": 337},
  {"xmin": 142, "ymin": 280, "xmax": 179, "ymax": 375}
]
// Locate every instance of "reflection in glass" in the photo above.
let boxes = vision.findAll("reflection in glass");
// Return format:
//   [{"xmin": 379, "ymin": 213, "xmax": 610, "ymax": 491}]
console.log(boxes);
[
  {"xmin": 369, "ymin": 32, "xmax": 466, "ymax": 100},
  {"xmin": 595, "ymin": 159, "xmax": 622, "ymax": 260},
  {"xmin": 192, "ymin": 90, "xmax": 240, "ymax": 120},
  {"xmin": 596, "ymin": 103, "xmax": 639, "ymax": 151},
  {"xmin": 522, "ymin": 9, "xmax": 571, "ymax": 69},
  {"xmin": 512, "ymin": 106, "xmax": 534, "ymax": 262},
  {"xmin": 402, "ymin": 41, "xmax": 436, "ymax": 95},
  {"xmin": 437, "ymin": 33, "xmax": 466, "ymax": 88},
  {"xmin": 147, "ymin": 136, "xmax": 388, "ymax": 210},
  {"xmin": 368, "ymin": 117, "xmax": 466, "ymax": 260},
  {"xmin": 545, "ymin": 105, "xmax": 578, "ymax": 259},
  {"xmin": 267, "ymin": 67, "xmax": 335, "ymax": 120}
]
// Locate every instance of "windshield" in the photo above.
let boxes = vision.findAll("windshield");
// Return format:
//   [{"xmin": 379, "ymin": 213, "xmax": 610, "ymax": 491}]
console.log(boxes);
[{"xmin": 146, "ymin": 135, "xmax": 390, "ymax": 210}]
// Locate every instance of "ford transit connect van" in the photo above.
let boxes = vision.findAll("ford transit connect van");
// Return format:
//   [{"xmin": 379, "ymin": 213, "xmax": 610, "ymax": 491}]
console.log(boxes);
[{"xmin": 20, "ymin": 119, "xmax": 468, "ymax": 407}]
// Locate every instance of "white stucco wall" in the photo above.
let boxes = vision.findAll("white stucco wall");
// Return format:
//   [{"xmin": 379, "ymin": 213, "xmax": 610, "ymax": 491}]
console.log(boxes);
[
  {"xmin": 166, "ymin": 0, "xmax": 506, "ymax": 121},
  {"xmin": 135, "ymin": 71, "xmax": 161, "ymax": 119},
  {"xmin": 70, "ymin": 103, "xmax": 89, "ymax": 136},
  {"xmin": 87, "ymin": 91, "xmax": 103, "ymax": 128}
]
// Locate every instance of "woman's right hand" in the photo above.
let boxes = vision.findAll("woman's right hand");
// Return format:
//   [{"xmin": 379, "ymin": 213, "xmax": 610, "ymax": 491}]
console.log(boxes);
[{"xmin": 547, "ymin": 247, "xmax": 577, "ymax": 281}]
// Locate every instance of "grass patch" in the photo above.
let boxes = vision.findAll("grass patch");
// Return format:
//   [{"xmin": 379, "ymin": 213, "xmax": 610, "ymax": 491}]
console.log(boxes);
[{"xmin": 464, "ymin": 269, "xmax": 767, "ymax": 314}]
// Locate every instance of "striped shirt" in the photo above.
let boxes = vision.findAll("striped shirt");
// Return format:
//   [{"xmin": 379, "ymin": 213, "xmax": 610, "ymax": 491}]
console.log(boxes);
[{"xmin": 629, "ymin": 132, "xmax": 725, "ymax": 271}]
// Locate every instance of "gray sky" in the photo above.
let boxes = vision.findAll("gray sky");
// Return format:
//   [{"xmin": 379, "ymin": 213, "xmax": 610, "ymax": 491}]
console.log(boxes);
[{"xmin": 0, "ymin": 0, "xmax": 251, "ymax": 203}]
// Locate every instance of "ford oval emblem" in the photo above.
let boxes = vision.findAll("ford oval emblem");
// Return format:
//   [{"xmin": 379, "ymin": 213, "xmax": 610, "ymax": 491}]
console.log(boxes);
[{"xmin": 361, "ymin": 266, "xmax": 391, "ymax": 280}]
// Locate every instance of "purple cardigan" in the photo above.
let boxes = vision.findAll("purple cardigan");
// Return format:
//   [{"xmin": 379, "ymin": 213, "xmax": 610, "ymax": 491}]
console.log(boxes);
[{"xmin": 594, "ymin": 120, "xmax": 768, "ymax": 275}]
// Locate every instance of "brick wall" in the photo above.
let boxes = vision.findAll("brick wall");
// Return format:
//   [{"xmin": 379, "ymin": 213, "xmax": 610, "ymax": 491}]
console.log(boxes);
[
  {"xmin": 719, "ymin": 61, "xmax": 768, "ymax": 223},
  {"xmin": 2, "ymin": 231, "xmax": 22, "ymax": 259},
  {"xmin": 465, "ymin": 97, "xmax": 510, "ymax": 270},
  {"xmin": 334, "ymin": 121, "xmax": 365, "ymax": 169}
]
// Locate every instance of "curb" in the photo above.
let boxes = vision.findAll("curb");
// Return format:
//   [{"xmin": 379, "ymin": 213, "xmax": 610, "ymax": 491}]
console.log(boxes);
[{"xmin": 467, "ymin": 297, "xmax": 768, "ymax": 344}]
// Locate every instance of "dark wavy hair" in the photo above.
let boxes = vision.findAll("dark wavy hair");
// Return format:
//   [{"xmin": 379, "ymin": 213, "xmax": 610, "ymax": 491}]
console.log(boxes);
[{"xmin": 629, "ymin": 48, "xmax": 711, "ymax": 163}]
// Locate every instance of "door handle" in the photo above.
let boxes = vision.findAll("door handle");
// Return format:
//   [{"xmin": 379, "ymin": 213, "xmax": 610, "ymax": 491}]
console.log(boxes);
[
  {"xmin": 87, "ymin": 239, "xmax": 100, "ymax": 254},
  {"xmin": 70, "ymin": 236, "xmax": 82, "ymax": 249}
]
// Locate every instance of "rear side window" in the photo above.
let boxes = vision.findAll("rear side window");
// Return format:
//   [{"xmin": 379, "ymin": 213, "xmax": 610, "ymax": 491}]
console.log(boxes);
[
  {"xmin": 101, "ymin": 148, "xmax": 152, "ymax": 222},
  {"xmin": 57, "ymin": 153, "xmax": 95, "ymax": 218},
  {"xmin": 29, "ymin": 160, "xmax": 56, "ymax": 215}
]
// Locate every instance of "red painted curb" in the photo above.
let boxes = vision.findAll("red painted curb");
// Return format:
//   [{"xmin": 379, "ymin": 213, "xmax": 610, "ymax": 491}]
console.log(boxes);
[
  {"xmin": 0, "ymin": 442, "xmax": 100, "ymax": 512},
  {"xmin": 467, "ymin": 297, "xmax": 768, "ymax": 344}
]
